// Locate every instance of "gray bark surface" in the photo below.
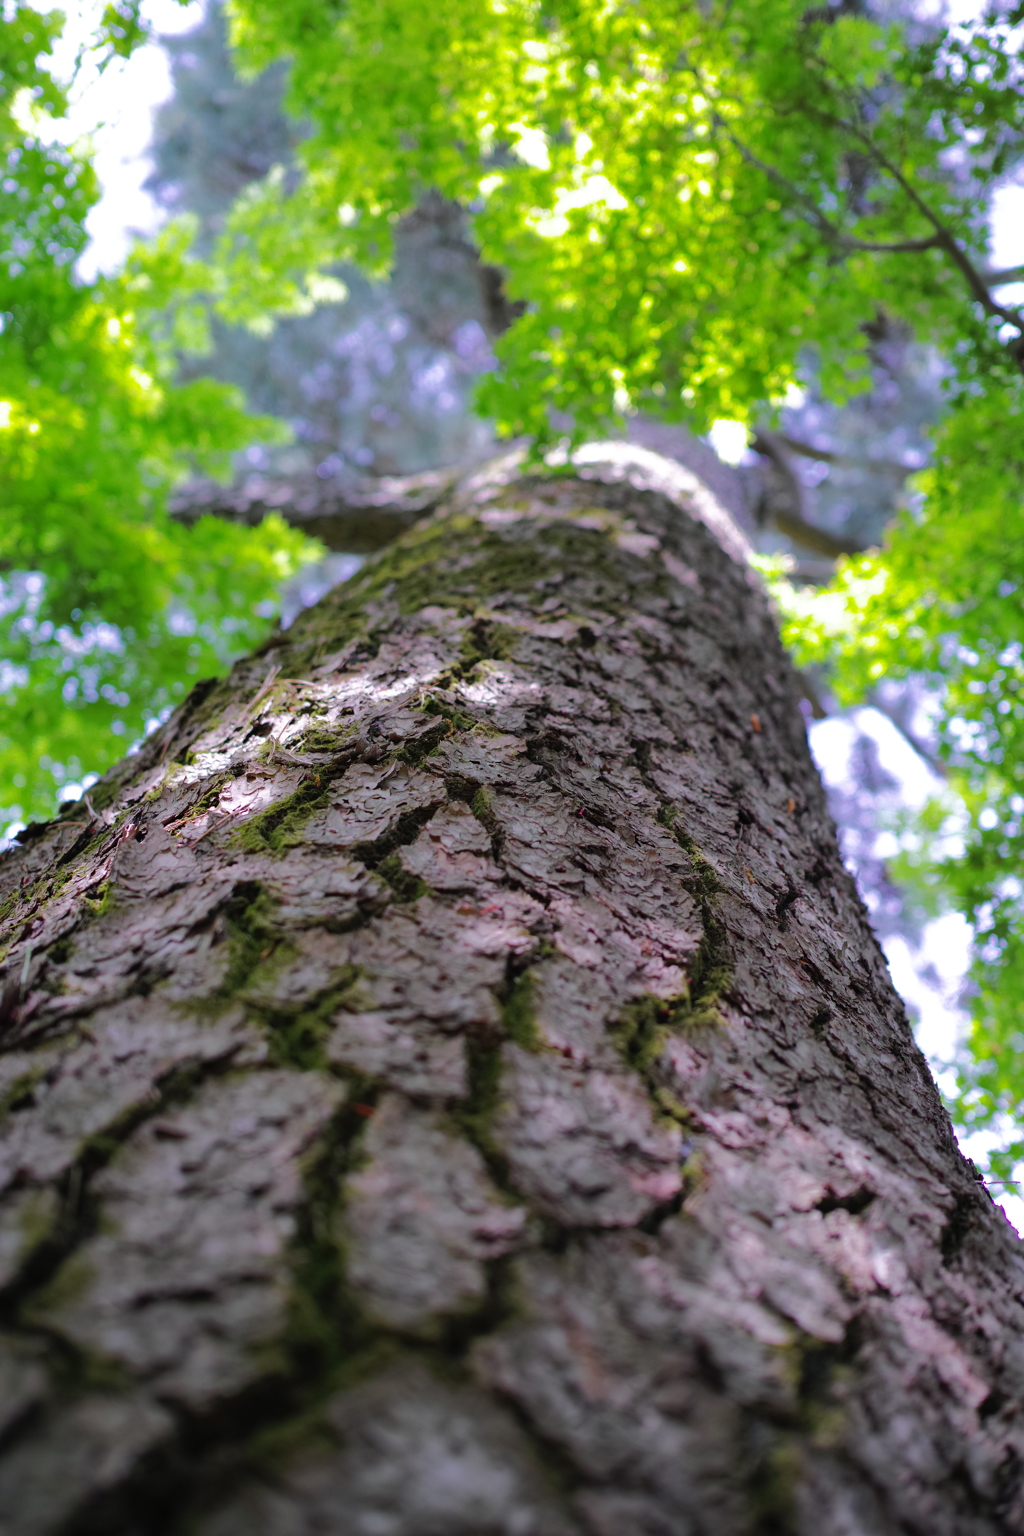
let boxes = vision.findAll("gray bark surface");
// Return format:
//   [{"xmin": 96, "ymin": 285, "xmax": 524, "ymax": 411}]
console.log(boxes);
[
  {"xmin": 0, "ymin": 447, "xmax": 1021, "ymax": 1535},
  {"xmin": 168, "ymin": 464, "xmax": 459, "ymax": 553}
]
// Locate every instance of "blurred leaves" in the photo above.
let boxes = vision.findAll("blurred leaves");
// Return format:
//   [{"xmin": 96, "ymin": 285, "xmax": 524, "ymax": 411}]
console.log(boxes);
[
  {"xmin": 0, "ymin": 4, "xmax": 320, "ymax": 826},
  {"xmin": 224, "ymin": 0, "xmax": 1024, "ymax": 445},
  {"xmin": 769, "ymin": 383, "xmax": 1024, "ymax": 1162}
]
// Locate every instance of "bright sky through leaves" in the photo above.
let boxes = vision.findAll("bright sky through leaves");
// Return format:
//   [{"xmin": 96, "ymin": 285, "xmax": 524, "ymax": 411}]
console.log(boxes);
[{"xmin": 31, "ymin": 0, "xmax": 203, "ymax": 276}]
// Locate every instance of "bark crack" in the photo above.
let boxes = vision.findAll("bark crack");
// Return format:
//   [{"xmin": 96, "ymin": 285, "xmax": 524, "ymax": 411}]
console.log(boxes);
[{"xmin": 0, "ymin": 1049, "xmax": 247, "ymax": 1336}]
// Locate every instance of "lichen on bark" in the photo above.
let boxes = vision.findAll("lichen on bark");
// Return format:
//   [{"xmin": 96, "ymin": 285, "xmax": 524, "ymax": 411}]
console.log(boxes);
[{"xmin": 0, "ymin": 445, "xmax": 1022, "ymax": 1535}]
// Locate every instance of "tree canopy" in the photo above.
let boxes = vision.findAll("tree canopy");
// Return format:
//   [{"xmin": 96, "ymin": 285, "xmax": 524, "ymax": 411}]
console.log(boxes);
[
  {"xmin": 0, "ymin": 3, "xmax": 319, "ymax": 816},
  {"xmin": 4, "ymin": 0, "xmax": 1024, "ymax": 1169}
]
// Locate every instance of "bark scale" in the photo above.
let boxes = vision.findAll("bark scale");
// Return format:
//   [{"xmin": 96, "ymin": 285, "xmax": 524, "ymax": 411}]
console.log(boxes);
[{"xmin": 0, "ymin": 446, "xmax": 1021, "ymax": 1536}]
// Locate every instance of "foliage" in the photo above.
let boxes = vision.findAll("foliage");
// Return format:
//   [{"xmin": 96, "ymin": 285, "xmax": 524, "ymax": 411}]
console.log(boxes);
[
  {"xmin": 770, "ymin": 390, "xmax": 1024, "ymax": 1169},
  {"xmin": 0, "ymin": 5, "xmax": 321, "ymax": 824},
  {"xmin": 225, "ymin": 0, "xmax": 1024, "ymax": 443},
  {"xmin": 145, "ymin": 3, "xmax": 497, "ymax": 482}
]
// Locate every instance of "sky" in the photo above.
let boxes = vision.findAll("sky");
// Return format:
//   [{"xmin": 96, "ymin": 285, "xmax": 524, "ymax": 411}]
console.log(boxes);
[
  {"xmin": 36, "ymin": 0, "xmax": 204, "ymax": 280},
  {"xmin": 33, "ymin": 0, "xmax": 1024, "ymax": 1229}
]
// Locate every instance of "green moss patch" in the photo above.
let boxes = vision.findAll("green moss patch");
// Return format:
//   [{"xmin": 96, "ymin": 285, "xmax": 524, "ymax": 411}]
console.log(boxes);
[
  {"xmin": 452, "ymin": 1033, "xmax": 509, "ymax": 1189},
  {"xmin": 0, "ymin": 1064, "xmax": 46, "ymax": 1119},
  {"xmin": 613, "ymin": 932, "xmax": 731, "ymax": 1074},
  {"xmin": 374, "ymin": 854, "xmax": 429, "ymax": 905},
  {"xmin": 420, "ymin": 696, "xmax": 477, "ymax": 733},
  {"xmin": 234, "ymin": 779, "xmax": 333, "ymax": 856},
  {"xmin": 459, "ymin": 617, "xmax": 522, "ymax": 672},
  {"xmin": 661, "ymin": 816, "xmax": 725, "ymax": 901},
  {"xmin": 237, "ymin": 954, "xmax": 365, "ymax": 1071},
  {"xmin": 612, "ymin": 824, "xmax": 732, "ymax": 1081},
  {"xmin": 501, "ymin": 971, "xmax": 542, "ymax": 1050},
  {"xmin": 293, "ymin": 721, "xmax": 359, "ymax": 755},
  {"xmin": 291, "ymin": 516, "xmax": 635, "ymax": 653},
  {"xmin": 395, "ymin": 714, "xmax": 454, "ymax": 766},
  {"xmin": 187, "ymin": 883, "xmax": 299, "ymax": 1019},
  {"xmin": 280, "ymin": 1086, "xmax": 399, "ymax": 1402}
]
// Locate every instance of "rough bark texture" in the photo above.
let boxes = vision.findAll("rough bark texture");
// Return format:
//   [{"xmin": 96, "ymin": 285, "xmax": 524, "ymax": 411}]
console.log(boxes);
[{"xmin": 0, "ymin": 445, "xmax": 1022, "ymax": 1536}]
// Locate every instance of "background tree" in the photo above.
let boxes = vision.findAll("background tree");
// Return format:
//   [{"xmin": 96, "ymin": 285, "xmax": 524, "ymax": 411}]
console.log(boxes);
[{"xmin": 146, "ymin": 1, "xmax": 502, "ymax": 482}]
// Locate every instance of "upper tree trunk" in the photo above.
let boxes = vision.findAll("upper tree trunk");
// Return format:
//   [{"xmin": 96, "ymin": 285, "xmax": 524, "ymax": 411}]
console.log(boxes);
[{"xmin": 0, "ymin": 446, "xmax": 1021, "ymax": 1536}]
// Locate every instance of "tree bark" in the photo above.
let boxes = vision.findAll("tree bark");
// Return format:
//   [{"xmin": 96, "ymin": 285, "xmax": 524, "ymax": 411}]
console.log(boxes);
[
  {"xmin": 168, "ymin": 464, "xmax": 461, "ymax": 554},
  {"xmin": 0, "ymin": 445, "xmax": 1021, "ymax": 1536}
]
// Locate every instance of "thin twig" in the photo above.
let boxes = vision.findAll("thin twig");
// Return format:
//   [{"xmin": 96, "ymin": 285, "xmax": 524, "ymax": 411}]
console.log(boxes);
[
  {"xmin": 807, "ymin": 104, "xmax": 1024, "ymax": 333},
  {"xmin": 754, "ymin": 431, "xmax": 867, "ymax": 557},
  {"xmin": 268, "ymin": 734, "xmax": 312, "ymax": 768},
  {"xmin": 714, "ymin": 119, "xmax": 942, "ymax": 257},
  {"xmin": 246, "ymin": 663, "xmax": 282, "ymax": 718},
  {"xmin": 162, "ymin": 814, "xmax": 195, "ymax": 833},
  {"xmin": 186, "ymin": 813, "xmax": 235, "ymax": 845}
]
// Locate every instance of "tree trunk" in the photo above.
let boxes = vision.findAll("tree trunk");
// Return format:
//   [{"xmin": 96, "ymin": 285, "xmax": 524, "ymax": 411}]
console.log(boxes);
[{"xmin": 0, "ymin": 445, "xmax": 1021, "ymax": 1536}]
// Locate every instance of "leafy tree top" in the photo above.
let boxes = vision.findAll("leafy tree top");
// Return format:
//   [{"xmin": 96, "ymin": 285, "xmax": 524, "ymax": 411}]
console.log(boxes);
[{"xmin": 223, "ymin": 0, "xmax": 1024, "ymax": 441}]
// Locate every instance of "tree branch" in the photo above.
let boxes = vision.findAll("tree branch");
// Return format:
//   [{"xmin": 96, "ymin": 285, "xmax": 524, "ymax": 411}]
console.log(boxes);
[
  {"xmin": 845, "ymin": 233, "xmax": 944, "ymax": 255},
  {"xmin": 776, "ymin": 432, "xmax": 917, "ymax": 478},
  {"xmin": 753, "ymin": 431, "xmax": 867, "ymax": 558},
  {"xmin": 714, "ymin": 122, "xmax": 943, "ymax": 258},
  {"xmin": 983, "ymin": 264, "xmax": 1024, "ymax": 287},
  {"xmin": 808, "ymin": 106, "xmax": 1024, "ymax": 336},
  {"xmin": 717, "ymin": 111, "xmax": 1024, "ymax": 360},
  {"xmin": 771, "ymin": 508, "xmax": 866, "ymax": 559},
  {"xmin": 169, "ymin": 465, "xmax": 461, "ymax": 551},
  {"xmin": 868, "ymin": 691, "xmax": 948, "ymax": 778}
]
